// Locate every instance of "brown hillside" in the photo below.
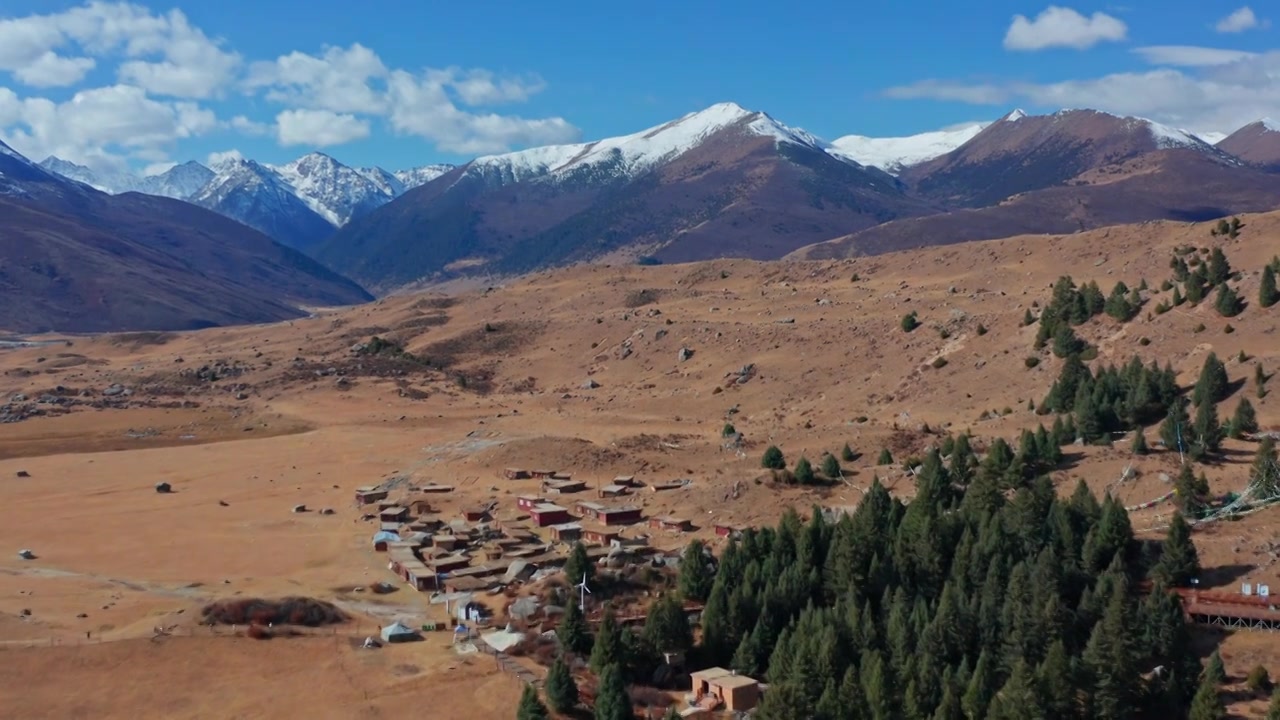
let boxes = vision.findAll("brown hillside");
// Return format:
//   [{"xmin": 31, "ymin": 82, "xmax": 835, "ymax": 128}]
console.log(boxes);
[{"xmin": 1217, "ymin": 121, "xmax": 1280, "ymax": 171}]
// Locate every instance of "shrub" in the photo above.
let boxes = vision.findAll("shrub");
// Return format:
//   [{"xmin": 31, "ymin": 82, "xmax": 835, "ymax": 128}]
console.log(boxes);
[
  {"xmin": 1248, "ymin": 664, "xmax": 1272, "ymax": 693},
  {"xmin": 761, "ymin": 445, "xmax": 785, "ymax": 470},
  {"xmin": 1139, "ymin": 337, "xmax": 1151, "ymax": 346},
  {"xmin": 877, "ymin": 448, "xmax": 893, "ymax": 465},
  {"xmin": 901, "ymin": 311, "xmax": 920, "ymax": 332},
  {"xmin": 721, "ymin": 423, "xmax": 737, "ymax": 437},
  {"xmin": 931, "ymin": 357, "xmax": 949, "ymax": 369},
  {"xmin": 1025, "ymin": 356, "xmax": 1041, "ymax": 368},
  {"xmin": 976, "ymin": 324, "xmax": 988, "ymax": 336},
  {"xmin": 1193, "ymin": 323, "xmax": 1206, "ymax": 333}
]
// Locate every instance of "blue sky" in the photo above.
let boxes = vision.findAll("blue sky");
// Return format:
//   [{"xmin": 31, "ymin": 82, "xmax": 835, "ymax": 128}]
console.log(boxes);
[{"xmin": 0, "ymin": 1, "xmax": 1276, "ymax": 174}]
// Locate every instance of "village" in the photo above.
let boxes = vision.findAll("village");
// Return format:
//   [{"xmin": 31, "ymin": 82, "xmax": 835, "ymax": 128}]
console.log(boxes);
[{"xmin": 352, "ymin": 465, "xmax": 762, "ymax": 718}]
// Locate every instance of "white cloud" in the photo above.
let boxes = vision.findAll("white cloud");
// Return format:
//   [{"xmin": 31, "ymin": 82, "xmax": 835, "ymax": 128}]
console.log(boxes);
[
  {"xmin": 14, "ymin": 51, "xmax": 96, "ymax": 87},
  {"xmin": 883, "ymin": 51, "xmax": 1280, "ymax": 137},
  {"xmin": 1004, "ymin": 6, "xmax": 1128, "ymax": 51},
  {"xmin": 142, "ymin": 160, "xmax": 176, "ymax": 176},
  {"xmin": 1133, "ymin": 46, "xmax": 1258, "ymax": 67},
  {"xmin": 1216, "ymin": 7, "xmax": 1266, "ymax": 33},
  {"xmin": 206, "ymin": 149, "xmax": 243, "ymax": 166},
  {"xmin": 275, "ymin": 109, "xmax": 370, "ymax": 147},
  {"xmin": 1, "ymin": 84, "xmax": 217, "ymax": 173},
  {"xmin": 0, "ymin": 3, "xmax": 576, "ymax": 168}
]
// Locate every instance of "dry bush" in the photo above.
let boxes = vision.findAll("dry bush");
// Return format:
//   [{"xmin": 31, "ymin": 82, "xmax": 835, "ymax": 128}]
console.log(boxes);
[
  {"xmin": 623, "ymin": 288, "xmax": 663, "ymax": 308},
  {"xmin": 627, "ymin": 686, "xmax": 673, "ymax": 709},
  {"xmin": 200, "ymin": 597, "xmax": 347, "ymax": 627},
  {"xmin": 396, "ymin": 314, "xmax": 450, "ymax": 332},
  {"xmin": 412, "ymin": 296, "xmax": 457, "ymax": 311}
]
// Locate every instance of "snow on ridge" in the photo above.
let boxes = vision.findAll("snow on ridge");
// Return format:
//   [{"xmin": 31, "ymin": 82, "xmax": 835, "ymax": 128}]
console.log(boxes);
[
  {"xmin": 828, "ymin": 122, "xmax": 991, "ymax": 174},
  {"xmin": 468, "ymin": 101, "xmax": 824, "ymax": 182},
  {"xmin": 1003, "ymin": 109, "xmax": 1028, "ymax": 122},
  {"xmin": 1260, "ymin": 118, "xmax": 1280, "ymax": 133}
]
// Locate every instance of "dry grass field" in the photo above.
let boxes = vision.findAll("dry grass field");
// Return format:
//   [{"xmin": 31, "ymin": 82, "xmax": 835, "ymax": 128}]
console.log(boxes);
[{"xmin": 2, "ymin": 210, "xmax": 1280, "ymax": 718}]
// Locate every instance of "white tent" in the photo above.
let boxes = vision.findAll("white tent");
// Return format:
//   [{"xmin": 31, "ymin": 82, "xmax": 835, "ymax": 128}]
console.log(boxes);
[{"xmin": 380, "ymin": 621, "xmax": 419, "ymax": 643}]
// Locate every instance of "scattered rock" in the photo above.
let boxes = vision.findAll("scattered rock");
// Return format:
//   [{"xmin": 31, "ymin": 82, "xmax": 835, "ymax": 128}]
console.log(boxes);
[
  {"xmin": 77, "ymin": 613, "xmax": 88, "ymax": 618},
  {"xmin": 582, "ymin": 378, "xmax": 601, "ymax": 389},
  {"xmin": 15, "ymin": 470, "xmax": 29, "ymax": 478},
  {"xmin": 320, "ymin": 508, "xmax": 335, "ymax": 515},
  {"xmin": 155, "ymin": 482, "xmax": 172, "ymax": 494},
  {"xmin": 292, "ymin": 504, "xmax": 308, "ymax": 513},
  {"xmin": 102, "ymin": 384, "xmax": 127, "ymax": 397},
  {"xmin": 678, "ymin": 347, "xmax": 694, "ymax": 362},
  {"xmin": 775, "ymin": 317, "xmax": 795, "ymax": 324}
]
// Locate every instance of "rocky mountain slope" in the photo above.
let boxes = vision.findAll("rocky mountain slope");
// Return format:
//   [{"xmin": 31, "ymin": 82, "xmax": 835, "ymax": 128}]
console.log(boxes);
[
  {"xmin": 1, "ymin": 141, "xmax": 372, "ymax": 333},
  {"xmin": 316, "ymin": 102, "xmax": 939, "ymax": 291},
  {"xmin": 1217, "ymin": 119, "xmax": 1280, "ymax": 171},
  {"xmin": 39, "ymin": 157, "xmax": 215, "ymax": 200}
]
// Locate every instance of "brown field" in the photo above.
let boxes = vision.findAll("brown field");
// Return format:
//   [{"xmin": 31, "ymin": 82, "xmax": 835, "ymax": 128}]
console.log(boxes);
[{"xmin": 3, "ymin": 210, "xmax": 1280, "ymax": 718}]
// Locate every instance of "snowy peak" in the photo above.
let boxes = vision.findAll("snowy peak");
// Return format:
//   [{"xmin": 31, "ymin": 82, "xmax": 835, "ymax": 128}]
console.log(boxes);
[
  {"xmin": 466, "ymin": 101, "xmax": 828, "ymax": 184},
  {"xmin": 392, "ymin": 164, "xmax": 455, "ymax": 191},
  {"xmin": 270, "ymin": 152, "xmax": 392, "ymax": 226},
  {"xmin": 1001, "ymin": 109, "xmax": 1028, "ymax": 122},
  {"xmin": 38, "ymin": 156, "xmax": 214, "ymax": 199},
  {"xmin": 829, "ymin": 122, "xmax": 991, "ymax": 174},
  {"xmin": 1217, "ymin": 118, "xmax": 1280, "ymax": 169}
]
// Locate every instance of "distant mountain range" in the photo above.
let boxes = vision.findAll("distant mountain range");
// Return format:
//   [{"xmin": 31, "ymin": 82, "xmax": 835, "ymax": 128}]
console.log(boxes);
[
  {"xmin": 0, "ymin": 140, "xmax": 371, "ymax": 333},
  {"xmin": 38, "ymin": 153, "xmax": 454, "ymax": 251},
  {"xmin": 22, "ymin": 102, "xmax": 1280, "ymax": 307}
]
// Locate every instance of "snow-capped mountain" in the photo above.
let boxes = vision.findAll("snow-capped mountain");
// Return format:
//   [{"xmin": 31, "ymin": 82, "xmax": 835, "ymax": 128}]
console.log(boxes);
[
  {"xmin": 189, "ymin": 157, "xmax": 338, "ymax": 251},
  {"xmin": 460, "ymin": 102, "xmax": 835, "ymax": 187},
  {"xmin": 321, "ymin": 101, "xmax": 938, "ymax": 291},
  {"xmin": 393, "ymin": 164, "xmax": 455, "ymax": 191},
  {"xmin": 1217, "ymin": 118, "xmax": 1280, "ymax": 170},
  {"xmin": 829, "ymin": 121, "xmax": 991, "ymax": 174},
  {"xmin": 38, "ymin": 157, "xmax": 215, "ymax": 199},
  {"xmin": 269, "ymin": 152, "xmax": 394, "ymax": 226}
]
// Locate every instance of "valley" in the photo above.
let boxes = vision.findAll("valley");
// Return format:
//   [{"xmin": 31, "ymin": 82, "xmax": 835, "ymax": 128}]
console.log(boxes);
[{"xmin": 2, "ymin": 210, "xmax": 1280, "ymax": 717}]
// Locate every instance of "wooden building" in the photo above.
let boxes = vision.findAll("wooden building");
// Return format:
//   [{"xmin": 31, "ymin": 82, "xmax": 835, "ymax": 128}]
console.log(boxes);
[
  {"xmin": 549, "ymin": 522, "xmax": 583, "ymax": 543},
  {"xmin": 528, "ymin": 503, "xmax": 572, "ymax": 527},
  {"xmin": 583, "ymin": 527, "xmax": 620, "ymax": 546},
  {"xmin": 379, "ymin": 506, "xmax": 410, "ymax": 523},
  {"xmin": 354, "ymin": 486, "xmax": 388, "ymax": 505},
  {"xmin": 503, "ymin": 468, "xmax": 531, "ymax": 480},
  {"xmin": 714, "ymin": 524, "xmax": 744, "ymax": 538},
  {"xmin": 690, "ymin": 668, "xmax": 761, "ymax": 712},
  {"xmin": 613, "ymin": 475, "xmax": 637, "ymax": 487},
  {"xmin": 407, "ymin": 498, "xmax": 434, "ymax": 515},
  {"xmin": 431, "ymin": 555, "xmax": 472, "ymax": 574},
  {"xmin": 544, "ymin": 478, "xmax": 587, "ymax": 495},
  {"xmin": 649, "ymin": 516, "xmax": 693, "ymax": 532},
  {"xmin": 516, "ymin": 495, "xmax": 544, "ymax": 511},
  {"xmin": 598, "ymin": 484, "xmax": 628, "ymax": 498},
  {"xmin": 530, "ymin": 469, "xmax": 557, "ymax": 479},
  {"xmin": 462, "ymin": 506, "xmax": 490, "ymax": 523},
  {"xmin": 599, "ymin": 506, "xmax": 642, "ymax": 526}
]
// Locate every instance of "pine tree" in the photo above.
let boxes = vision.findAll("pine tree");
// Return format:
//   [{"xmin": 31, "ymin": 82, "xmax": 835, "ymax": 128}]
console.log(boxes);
[
  {"xmin": 593, "ymin": 664, "xmax": 632, "ymax": 720},
  {"xmin": 794, "ymin": 456, "xmax": 815, "ymax": 485},
  {"xmin": 1259, "ymin": 363, "xmax": 1270, "ymax": 399},
  {"xmin": 1214, "ymin": 282, "xmax": 1243, "ymax": 317},
  {"xmin": 545, "ymin": 655, "xmax": 579, "ymax": 713},
  {"xmin": 1193, "ymin": 353, "xmax": 1229, "ymax": 406},
  {"xmin": 1023, "ymin": 308, "xmax": 1035, "ymax": 326},
  {"xmin": 878, "ymin": 448, "xmax": 894, "ymax": 465},
  {"xmin": 678, "ymin": 540, "xmax": 713, "ymax": 602},
  {"xmin": 1052, "ymin": 324, "xmax": 1082, "ymax": 358},
  {"xmin": 1229, "ymin": 398, "xmax": 1259, "ymax": 439},
  {"xmin": 565, "ymin": 542, "xmax": 594, "ymax": 588},
  {"xmin": 1204, "ymin": 649, "xmax": 1227, "ymax": 685},
  {"xmin": 841, "ymin": 443, "xmax": 856, "ymax": 462},
  {"xmin": 643, "ymin": 594, "xmax": 692, "ymax": 653},
  {"xmin": 1161, "ymin": 399, "xmax": 1191, "ymax": 454},
  {"xmin": 1261, "ymin": 264, "xmax": 1279, "ymax": 309},
  {"xmin": 1190, "ymin": 399, "xmax": 1223, "ymax": 460},
  {"xmin": 1130, "ymin": 428, "xmax": 1148, "ymax": 455},
  {"xmin": 517, "ymin": 684, "xmax": 550, "ymax": 720},
  {"xmin": 557, "ymin": 598, "xmax": 593, "ymax": 656},
  {"xmin": 761, "ymin": 445, "xmax": 786, "ymax": 470},
  {"xmin": 590, "ymin": 605, "xmax": 623, "ymax": 674},
  {"xmin": 821, "ymin": 453, "xmax": 842, "ymax": 479},
  {"xmin": 987, "ymin": 659, "xmax": 1045, "ymax": 720},
  {"xmin": 1208, "ymin": 247, "xmax": 1231, "ymax": 286},
  {"xmin": 1189, "ymin": 672, "xmax": 1225, "ymax": 720},
  {"xmin": 1152, "ymin": 512, "xmax": 1200, "ymax": 587}
]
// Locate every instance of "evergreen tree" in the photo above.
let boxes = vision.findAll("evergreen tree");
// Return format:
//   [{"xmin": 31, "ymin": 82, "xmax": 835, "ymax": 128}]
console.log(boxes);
[
  {"xmin": 1229, "ymin": 397, "xmax": 1259, "ymax": 439},
  {"xmin": 1160, "ymin": 399, "xmax": 1191, "ymax": 455},
  {"xmin": 1207, "ymin": 247, "xmax": 1231, "ymax": 286},
  {"xmin": 1190, "ymin": 399, "xmax": 1224, "ymax": 460},
  {"xmin": 878, "ymin": 448, "xmax": 894, "ymax": 465},
  {"xmin": 1259, "ymin": 363, "xmax": 1270, "ymax": 399},
  {"xmin": 841, "ymin": 443, "xmax": 856, "ymax": 462},
  {"xmin": 644, "ymin": 594, "xmax": 692, "ymax": 654},
  {"xmin": 822, "ymin": 453, "xmax": 842, "ymax": 479},
  {"xmin": 1052, "ymin": 324, "xmax": 1083, "ymax": 358},
  {"xmin": 1204, "ymin": 649, "xmax": 1227, "ymax": 686},
  {"xmin": 517, "ymin": 684, "xmax": 550, "ymax": 720},
  {"xmin": 987, "ymin": 659, "xmax": 1045, "ymax": 720},
  {"xmin": 678, "ymin": 540, "xmax": 714, "ymax": 603},
  {"xmin": 1214, "ymin": 282, "xmax": 1243, "ymax": 317},
  {"xmin": 1189, "ymin": 672, "xmax": 1225, "ymax": 720},
  {"xmin": 1193, "ymin": 353, "xmax": 1229, "ymax": 406},
  {"xmin": 794, "ymin": 456, "xmax": 816, "ymax": 485},
  {"xmin": 558, "ymin": 598, "xmax": 593, "ymax": 656},
  {"xmin": 1173, "ymin": 463, "xmax": 1205, "ymax": 517},
  {"xmin": 545, "ymin": 655, "xmax": 579, "ymax": 713},
  {"xmin": 590, "ymin": 605, "xmax": 623, "ymax": 674},
  {"xmin": 1261, "ymin": 264, "xmax": 1279, "ymax": 309},
  {"xmin": 761, "ymin": 445, "xmax": 786, "ymax": 470},
  {"xmin": 1152, "ymin": 512, "xmax": 1200, "ymax": 587},
  {"xmin": 1130, "ymin": 428, "xmax": 1148, "ymax": 455},
  {"xmin": 593, "ymin": 664, "xmax": 632, "ymax": 720},
  {"xmin": 565, "ymin": 542, "xmax": 594, "ymax": 588},
  {"xmin": 1023, "ymin": 308, "xmax": 1035, "ymax": 326}
]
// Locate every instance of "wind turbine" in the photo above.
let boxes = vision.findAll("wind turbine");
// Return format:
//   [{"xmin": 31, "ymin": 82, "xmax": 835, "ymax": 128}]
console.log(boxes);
[{"xmin": 575, "ymin": 572, "xmax": 592, "ymax": 609}]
